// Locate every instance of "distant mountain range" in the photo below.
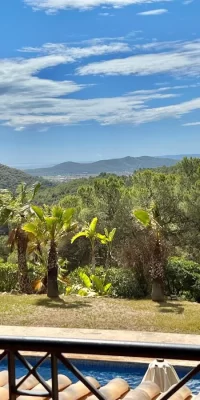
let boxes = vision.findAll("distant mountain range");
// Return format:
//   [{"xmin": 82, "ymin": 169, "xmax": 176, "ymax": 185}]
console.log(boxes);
[
  {"xmin": 159, "ymin": 154, "xmax": 200, "ymax": 160},
  {"xmin": 26, "ymin": 156, "xmax": 178, "ymax": 177}
]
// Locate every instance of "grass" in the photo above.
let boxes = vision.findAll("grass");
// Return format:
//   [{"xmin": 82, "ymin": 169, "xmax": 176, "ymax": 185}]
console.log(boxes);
[{"xmin": 0, "ymin": 295, "xmax": 200, "ymax": 334}]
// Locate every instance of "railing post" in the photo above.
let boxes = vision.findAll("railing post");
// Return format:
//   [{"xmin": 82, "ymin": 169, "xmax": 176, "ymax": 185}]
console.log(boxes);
[
  {"xmin": 51, "ymin": 354, "xmax": 59, "ymax": 400},
  {"xmin": 7, "ymin": 350, "xmax": 17, "ymax": 400}
]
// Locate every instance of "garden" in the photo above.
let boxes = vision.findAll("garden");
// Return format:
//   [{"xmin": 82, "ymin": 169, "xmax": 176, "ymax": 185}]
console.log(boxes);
[{"xmin": 0, "ymin": 158, "xmax": 200, "ymax": 333}]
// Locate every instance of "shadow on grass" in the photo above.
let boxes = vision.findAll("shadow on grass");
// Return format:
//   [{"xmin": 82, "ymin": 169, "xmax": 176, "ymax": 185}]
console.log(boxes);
[
  {"xmin": 35, "ymin": 297, "xmax": 92, "ymax": 309},
  {"xmin": 157, "ymin": 301, "xmax": 184, "ymax": 314}
]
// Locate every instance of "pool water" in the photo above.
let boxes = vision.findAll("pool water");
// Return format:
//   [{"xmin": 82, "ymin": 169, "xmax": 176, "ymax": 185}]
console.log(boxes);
[{"xmin": 0, "ymin": 358, "xmax": 200, "ymax": 395}]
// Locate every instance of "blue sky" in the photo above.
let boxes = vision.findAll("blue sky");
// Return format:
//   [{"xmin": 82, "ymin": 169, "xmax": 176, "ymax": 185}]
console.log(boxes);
[{"xmin": 0, "ymin": 0, "xmax": 200, "ymax": 167}]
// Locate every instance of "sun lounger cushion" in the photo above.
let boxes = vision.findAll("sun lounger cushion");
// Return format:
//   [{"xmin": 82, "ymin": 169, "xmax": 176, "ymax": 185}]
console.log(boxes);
[
  {"xmin": 89, "ymin": 378, "xmax": 129, "ymax": 400},
  {"xmin": 0, "ymin": 371, "xmax": 8, "ymax": 387},
  {"xmin": 0, "ymin": 387, "xmax": 8, "ymax": 400},
  {"xmin": 55, "ymin": 376, "xmax": 100, "ymax": 400},
  {"xmin": 157, "ymin": 385, "xmax": 192, "ymax": 400},
  {"xmin": 16, "ymin": 374, "xmax": 72, "ymax": 400},
  {"xmin": 122, "ymin": 388, "xmax": 151, "ymax": 400},
  {"xmin": 136, "ymin": 381, "xmax": 161, "ymax": 399}
]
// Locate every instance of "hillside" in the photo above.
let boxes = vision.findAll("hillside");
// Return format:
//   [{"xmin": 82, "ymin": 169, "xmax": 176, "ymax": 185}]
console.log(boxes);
[
  {"xmin": 0, "ymin": 164, "xmax": 52, "ymax": 191},
  {"xmin": 26, "ymin": 156, "xmax": 178, "ymax": 177}
]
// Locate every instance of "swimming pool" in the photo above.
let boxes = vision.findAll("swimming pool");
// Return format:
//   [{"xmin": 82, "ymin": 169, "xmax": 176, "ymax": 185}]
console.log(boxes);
[{"xmin": 1, "ymin": 358, "xmax": 200, "ymax": 395}]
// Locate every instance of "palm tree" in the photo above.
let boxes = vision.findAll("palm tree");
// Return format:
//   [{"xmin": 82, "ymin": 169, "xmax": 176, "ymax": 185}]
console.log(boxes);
[
  {"xmin": 0, "ymin": 182, "xmax": 40, "ymax": 293},
  {"xmin": 71, "ymin": 217, "xmax": 99, "ymax": 273},
  {"xmin": 97, "ymin": 228, "xmax": 116, "ymax": 269},
  {"xmin": 23, "ymin": 205, "xmax": 76, "ymax": 298},
  {"xmin": 133, "ymin": 203, "xmax": 165, "ymax": 302}
]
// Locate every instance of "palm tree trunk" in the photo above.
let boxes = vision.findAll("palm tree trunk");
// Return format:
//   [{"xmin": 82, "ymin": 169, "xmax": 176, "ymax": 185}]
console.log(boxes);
[
  {"xmin": 47, "ymin": 240, "xmax": 59, "ymax": 298},
  {"xmin": 17, "ymin": 229, "xmax": 31, "ymax": 294},
  {"xmin": 151, "ymin": 238, "xmax": 165, "ymax": 302}
]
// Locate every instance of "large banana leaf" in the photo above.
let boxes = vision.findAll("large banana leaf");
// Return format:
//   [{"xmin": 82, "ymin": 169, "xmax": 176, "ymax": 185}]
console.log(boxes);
[
  {"xmin": 79, "ymin": 272, "xmax": 92, "ymax": 289},
  {"xmin": 91, "ymin": 275, "xmax": 104, "ymax": 294},
  {"xmin": 133, "ymin": 209, "xmax": 151, "ymax": 227},
  {"xmin": 31, "ymin": 182, "xmax": 41, "ymax": 200},
  {"xmin": 89, "ymin": 217, "xmax": 98, "ymax": 234},
  {"xmin": 71, "ymin": 231, "xmax": 88, "ymax": 243},
  {"xmin": 104, "ymin": 283, "xmax": 112, "ymax": 293},
  {"xmin": 31, "ymin": 205, "xmax": 44, "ymax": 221},
  {"xmin": 109, "ymin": 228, "xmax": 116, "ymax": 241}
]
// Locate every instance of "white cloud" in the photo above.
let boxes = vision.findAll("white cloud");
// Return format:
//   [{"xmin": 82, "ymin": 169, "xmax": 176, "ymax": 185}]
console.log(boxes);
[
  {"xmin": 0, "ymin": 80, "xmax": 196, "ymax": 130},
  {"xmin": 137, "ymin": 8, "xmax": 168, "ymax": 15},
  {"xmin": 184, "ymin": 0, "xmax": 194, "ymax": 4},
  {"xmin": 77, "ymin": 39, "xmax": 200, "ymax": 77},
  {"xmin": 99, "ymin": 12, "xmax": 114, "ymax": 15},
  {"xmin": 24, "ymin": 0, "xmax": 171, "ymax": 12},
  {"xmin": 1, "ymin": 39, "xmax": 200, "ymax": 131},
  {"xmin": 19, "ymin": 42, "xmax": 130, "ymax": 57},
  {"xmin": 183, "ymin": 121, "xmax": 200, "ymax": 126}
]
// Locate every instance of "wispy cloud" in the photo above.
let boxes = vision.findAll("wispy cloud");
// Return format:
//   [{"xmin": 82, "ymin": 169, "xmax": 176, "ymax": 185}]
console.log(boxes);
[
  {"xmin": 19, "ymin": 41, "xmax": 130, "ymax": 57},
  {"xmin": 184, "ymin": 0, "xmax": 194, "ymax": 4},
  {"xmin": 77, "ymin": 39, "xmax": 200, "ymax": 78},
  {"xmin": 183, "ymin": 121, "xmax": 200, "ymax": 126},
  {"xmin": 1, "ymin": 39, "xmax": 200, "ymax": 131},
  {"xmin": 24, "ymin": 0, "xmax": 171, "ymax": 13},
  {"xmin": 99, "ymin": 12, "xmax": 114, "ymax": 15},
  {"xmin": 137, "ymin": 8, "xmax": 168, "ymax": 15}
]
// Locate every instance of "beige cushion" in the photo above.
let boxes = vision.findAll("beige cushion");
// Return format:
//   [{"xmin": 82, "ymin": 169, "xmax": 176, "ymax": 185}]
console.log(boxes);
[
  {"xmin": 55, "ymin": 376, "xmax": 100, "ymax": 400},
  {"xmin": 89, "ymin": 378, "xmax": 129, "ymax": 400},
  {"xmin": 122, "ymin": 388, "xmax": 151, "ymax": 400},
  {"xmin": 170, "ymin": 385, "xmax": 192, "ymax": 400},
  {"xmin": 4, "ymin": 375, "xmax": 39, "ymax": 391},
  {"xmin": 0, "ymin": 387, "xmax": 8, "ymax": 400},
  {"xmin": 157, "ymin": 385, "xmax": 192, "ymax": 400},
  {"xmin": 136, "ymin": 381, "xmax": 161, "ymax": 399},
  {"xmin": 0, "ymin": 371, "xmax": 8, "ymax": 387},
  {"xmin": 157, "ymin": 392, "xmax": 183, "ymax": 400},
  {"xmin": 17, "ymin": 374, "xmax": 72, "ymax": 400}
]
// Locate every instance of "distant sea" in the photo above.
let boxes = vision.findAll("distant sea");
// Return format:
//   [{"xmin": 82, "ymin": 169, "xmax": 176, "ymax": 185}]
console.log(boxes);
[{"xmin": 10, "ymin": 164, "xmax": 55, "ymax": 170}]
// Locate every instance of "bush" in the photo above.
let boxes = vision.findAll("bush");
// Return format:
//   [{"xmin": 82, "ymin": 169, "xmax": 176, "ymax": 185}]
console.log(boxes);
[
  {"xmin": 165, "ymin": 257, "xmax": 200, "ymax": 300},
  {"xmin": 68, "ymin": 266, "xmax": 147, "ymax": 299},
  {"xmin": 0, "ymin": 262, "xmax": 18, "ymax": 292},
  {"xmin": 0, "ymin": 262, "xmax": 46, "ymax": 293}
]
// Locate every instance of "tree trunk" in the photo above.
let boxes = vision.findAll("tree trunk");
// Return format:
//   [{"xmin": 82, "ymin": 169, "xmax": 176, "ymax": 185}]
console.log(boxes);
[
  {"xmin": 17, "ymin": 229, "xmax": 31, "ymax": 294},
  {"xmin": 151, "ymin": 280, "xmax": 165, "ymax": 302},
  {"xmin": 47, "ymin": 240, "xmax": 59, "ymax": 298},
  {"xmin": 91, "ymin": 245, "xmax": 96, "ymax": 274},
  {"xmin": 105, "ymin": 249, "xmax": 111, "ymax": 270}
]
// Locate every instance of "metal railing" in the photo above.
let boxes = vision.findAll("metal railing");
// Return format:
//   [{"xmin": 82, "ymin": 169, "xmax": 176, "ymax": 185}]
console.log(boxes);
[{"xmin": 0, "ymin": 337, "xmax": 200, "ymax": 400}]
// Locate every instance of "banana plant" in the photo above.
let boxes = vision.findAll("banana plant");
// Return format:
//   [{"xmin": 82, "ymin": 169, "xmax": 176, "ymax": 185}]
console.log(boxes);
[
  {"xmin": 66, "ymin": 271, "xmax": 111, "ymax": 297},
  {"xmin": 97, "ymin": 228, "xmax": 116, "ymax": 269},
  {"xmin": 71, "ymin": 217, "xmax": 99, "ymax": 273}
]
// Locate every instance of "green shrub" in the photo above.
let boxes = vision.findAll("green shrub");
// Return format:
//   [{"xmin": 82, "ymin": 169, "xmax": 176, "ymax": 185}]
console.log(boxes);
[
  {"xmin": 68, "ymin": 266, "xmax": 147, "ymax": 299},
  {"xmin": 192, "ymin": 280, "xmax": 200, "ymax": 303},
  {"xmin": 165, "ymin": 257, "xmax": 200, "ymax": 299},
  {"xmin": 106, "ymin": 267, "xmax": 147, "ymax": 299},
  {"xmin": 0, "ymin": 262, "xmax": 46, "ymax": 293},
  {"xmin": 0, "ymin": 262, "xmax": 18, "ymax": 292}
]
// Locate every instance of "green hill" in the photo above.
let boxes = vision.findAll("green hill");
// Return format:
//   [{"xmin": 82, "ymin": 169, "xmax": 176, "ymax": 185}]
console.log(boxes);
[
  {"xmin": 0, "ymin": 163, "xmax": 52, "ymax": 191},
  {"xmin": 26, "ymin": 156, "xmax": 178, "ymax": 177}
]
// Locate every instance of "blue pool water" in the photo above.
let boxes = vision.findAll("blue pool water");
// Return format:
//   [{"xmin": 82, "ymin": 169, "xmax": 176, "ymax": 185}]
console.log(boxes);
[{"xmin": 0, "ymin": 358, "xmax": 200, "ymax": 395}]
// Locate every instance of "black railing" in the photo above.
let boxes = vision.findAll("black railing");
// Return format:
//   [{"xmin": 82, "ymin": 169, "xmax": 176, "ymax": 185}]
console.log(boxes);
[{"xmin": 0, "ymin": 337, "xmax": 200, "ymax": 399}]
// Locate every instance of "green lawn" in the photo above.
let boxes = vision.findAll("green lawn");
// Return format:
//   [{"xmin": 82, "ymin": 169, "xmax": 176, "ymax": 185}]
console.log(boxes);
[{"xmin": 0, "ymin": 295, "xmax": 200, "ymax": 334}]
